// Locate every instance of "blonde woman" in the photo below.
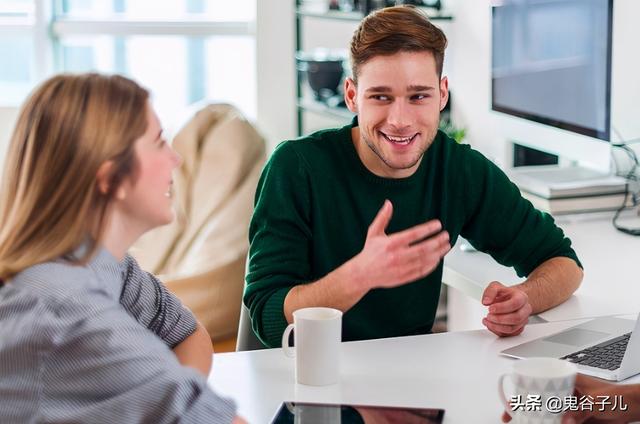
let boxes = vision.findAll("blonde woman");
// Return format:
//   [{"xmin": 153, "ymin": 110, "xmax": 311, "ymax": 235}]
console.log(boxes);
[{"xmin": 0, "ymin": 74, "xmax": 244, "ymax": 423}]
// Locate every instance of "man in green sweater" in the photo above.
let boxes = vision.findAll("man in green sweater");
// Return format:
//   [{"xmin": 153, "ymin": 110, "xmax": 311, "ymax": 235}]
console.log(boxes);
[{"xmin": 244, "ymin": 5, "xmax": 583, "ymax": 348}]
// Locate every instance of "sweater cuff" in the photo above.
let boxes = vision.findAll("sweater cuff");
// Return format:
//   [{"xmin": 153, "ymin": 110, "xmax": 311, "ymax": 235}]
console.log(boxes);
[{"xmin": 259, "ymin": 287, "xmax": 291, "ymax": 348}]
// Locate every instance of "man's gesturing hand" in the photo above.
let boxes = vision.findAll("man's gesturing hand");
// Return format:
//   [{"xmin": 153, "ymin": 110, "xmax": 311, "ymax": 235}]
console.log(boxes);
[
  {"xmin": 482, "ymin": 281, "xmax": 533, "ymax": 337},
  {"xmin": 348, "ymin": 200, "xmax": 451, "ymax": 292}
]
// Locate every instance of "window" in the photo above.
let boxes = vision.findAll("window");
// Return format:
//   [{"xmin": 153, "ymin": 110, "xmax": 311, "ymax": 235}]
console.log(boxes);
[
  {"xmin": 0, "ymin": 1, "xmax": 40, "ymax": 105},
  {"xmin": 0, "ymin": 0, "xmax": 256, "ymax": 126}
]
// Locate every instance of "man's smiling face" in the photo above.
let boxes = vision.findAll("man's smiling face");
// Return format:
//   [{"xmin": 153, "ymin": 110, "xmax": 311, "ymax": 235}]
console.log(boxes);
[{"xmin": 345, "ymin": 50, "xmax": 449, "ymax": 178}]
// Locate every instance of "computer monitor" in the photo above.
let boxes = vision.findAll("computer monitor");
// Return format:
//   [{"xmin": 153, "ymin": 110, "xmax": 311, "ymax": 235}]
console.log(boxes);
[{"xmin": 491, "ymin": 0, "xmax": 613, "ymax": 171}]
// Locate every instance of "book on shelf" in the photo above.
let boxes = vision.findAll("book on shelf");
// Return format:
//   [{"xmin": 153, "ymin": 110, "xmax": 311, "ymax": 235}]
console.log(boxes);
[{"xmin": 522, "ymin": 191, "xmax": 632, "ymax": 215}]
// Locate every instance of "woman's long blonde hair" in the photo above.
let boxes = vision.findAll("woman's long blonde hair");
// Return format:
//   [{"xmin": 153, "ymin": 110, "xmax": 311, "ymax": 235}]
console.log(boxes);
[{"xmin": 0, "ymin": 73, "xmax": 149, "ymax": 280}]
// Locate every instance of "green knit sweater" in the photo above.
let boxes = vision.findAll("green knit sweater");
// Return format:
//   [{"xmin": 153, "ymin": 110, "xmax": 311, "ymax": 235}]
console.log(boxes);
[{"xmin": 244, "ymin": 119, "xmax": 581, "ymax": 348}]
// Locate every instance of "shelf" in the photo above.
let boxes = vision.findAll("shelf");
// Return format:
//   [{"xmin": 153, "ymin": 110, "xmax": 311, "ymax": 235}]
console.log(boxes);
[
  {"xmin": 297, "ymin": 99, "xmax": 355, "ymax": 120},
  {"xmin": 296, "ymin": 8, "xmax": 363, "ymax": 21},
  {"xmin": 296, "ymin": 5, "xmax": 453, "ymax": 22}
]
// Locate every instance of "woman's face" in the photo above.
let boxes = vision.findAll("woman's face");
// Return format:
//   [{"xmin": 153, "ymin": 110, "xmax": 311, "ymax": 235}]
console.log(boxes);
[{"xmin": 116, "ymin": 104, "xmax": 182, "ymax": 233}]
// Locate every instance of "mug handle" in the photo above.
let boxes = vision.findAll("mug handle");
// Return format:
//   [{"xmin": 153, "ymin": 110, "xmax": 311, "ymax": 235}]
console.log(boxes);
[
  {"xmin": 498, "ymin": 373, "xmax": 514, "ymax": 420},
  {"xmin": 282, "ymin": 323, "xmax": 295, "ymax": 358}
]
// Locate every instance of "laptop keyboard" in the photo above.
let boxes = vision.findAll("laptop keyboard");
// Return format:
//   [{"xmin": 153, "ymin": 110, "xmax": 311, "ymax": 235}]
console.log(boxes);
[{"xmin": 561, "ymin": 332, "xmax": 631, "ymax": 371}]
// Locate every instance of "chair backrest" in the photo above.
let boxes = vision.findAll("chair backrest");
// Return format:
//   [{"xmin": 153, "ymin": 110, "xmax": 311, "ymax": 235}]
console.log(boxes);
[
  {"xmin": 236, "ymin": 252, "xmax": 267, "ymax": 351},
  {"xmin": 235, "ymin": 302, "xmax": 266, "ymax": 351}
]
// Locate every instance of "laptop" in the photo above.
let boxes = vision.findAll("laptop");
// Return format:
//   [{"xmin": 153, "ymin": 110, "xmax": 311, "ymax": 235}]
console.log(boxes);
[{"xmin": 501, "ymin": 314, "xmax": 640, "ymax": 381}]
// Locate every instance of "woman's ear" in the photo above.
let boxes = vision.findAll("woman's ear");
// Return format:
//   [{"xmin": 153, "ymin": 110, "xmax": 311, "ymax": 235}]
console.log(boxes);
[
  {"xmin": 95, "ymin": 161, "xmax": 114, "ymax": 195},
  {"xmin": 97, "ymin": 161, "xmax": 129, "ymax": 200}
]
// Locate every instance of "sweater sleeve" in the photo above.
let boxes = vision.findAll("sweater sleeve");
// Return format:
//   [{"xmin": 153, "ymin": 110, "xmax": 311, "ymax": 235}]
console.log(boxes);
[
  {"xmin": 243, "ymin": 142, "xmax": 313, "ymax": 348},
  {"xmin": 459, "ymin": 146, "xmax": 582, "ymax": 277}
]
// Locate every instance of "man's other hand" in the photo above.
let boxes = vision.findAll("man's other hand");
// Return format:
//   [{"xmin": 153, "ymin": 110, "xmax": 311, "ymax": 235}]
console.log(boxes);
[
  {"xmin": 482, "ymin": 281, "xmax": 532, "ymax": 337},
  {"xmin": 348, "ymin": 199, "xmax": 451, "ymax": 292}
]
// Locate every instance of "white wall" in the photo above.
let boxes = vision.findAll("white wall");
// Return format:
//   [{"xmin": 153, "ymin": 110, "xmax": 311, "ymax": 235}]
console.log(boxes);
[
  {"xmin": 255, "ymin": 1, "xmax": 296, "ymax": 151},
  {"xmin": 449, "ymin": 0, "xmax": 640, "ymax": 168},
  {"xmin": 447, "ymin": 1, "xmax": 499, "ymax": 160},
  {"xmin": 609, "ymin": 0, "xmax": 640, "ymax": 144}
]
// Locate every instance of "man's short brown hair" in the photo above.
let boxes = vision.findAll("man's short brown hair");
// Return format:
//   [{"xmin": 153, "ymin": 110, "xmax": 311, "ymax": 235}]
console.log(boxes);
[{"xmin": 350, "ymin": 5, "xmax": 448, "ymax": 82}]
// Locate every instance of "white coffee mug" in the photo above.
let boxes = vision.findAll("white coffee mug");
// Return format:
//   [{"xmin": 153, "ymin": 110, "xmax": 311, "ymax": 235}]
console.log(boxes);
[
  {"xmin": 498, "ymin": 357, "xmax": 577, "ymax": 424},
  {"xmin": 282, "ymin": 307, "xmax": 342, "ymax": 386}
]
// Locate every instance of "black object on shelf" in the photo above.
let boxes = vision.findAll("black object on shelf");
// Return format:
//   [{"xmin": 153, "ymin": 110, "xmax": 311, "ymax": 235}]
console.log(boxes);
[
  {"xmin": 513, "ymin": 143, "xmax": 559, "ymax": 167},
  {"xmin": 296, "ymin": 51, "xmax": 346, "ymax": 101}
]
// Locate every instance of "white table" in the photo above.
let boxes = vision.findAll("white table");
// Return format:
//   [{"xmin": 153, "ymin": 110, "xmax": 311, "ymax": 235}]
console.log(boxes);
[
  {"xmin": 443, "ymin": 211, "xmax": 640, "ymax": 331},
  {"xmin": 208, "ymin": 318, "xmax": 640, "ymax": 423},
  {"xmin": 209, "ymin": 212, "xmax": 640, "ymax": 422}
]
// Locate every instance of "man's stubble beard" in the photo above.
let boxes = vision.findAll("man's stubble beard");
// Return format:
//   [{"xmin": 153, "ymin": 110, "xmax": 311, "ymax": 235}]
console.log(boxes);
[{"xmin": 362, "ymin": 124, "xmax": 439, "ymax": 171}]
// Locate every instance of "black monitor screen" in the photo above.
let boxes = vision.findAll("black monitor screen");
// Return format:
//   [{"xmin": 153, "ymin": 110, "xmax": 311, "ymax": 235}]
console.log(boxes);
[{"xmin": 491, "ymin": 0, "xmax": 612, "ymax": 141}]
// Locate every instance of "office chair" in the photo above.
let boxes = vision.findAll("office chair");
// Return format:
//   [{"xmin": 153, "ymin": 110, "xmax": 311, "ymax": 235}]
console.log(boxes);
[{"xmin": 236, "ymin": 301, "xmax": 267, "ymax": 351}]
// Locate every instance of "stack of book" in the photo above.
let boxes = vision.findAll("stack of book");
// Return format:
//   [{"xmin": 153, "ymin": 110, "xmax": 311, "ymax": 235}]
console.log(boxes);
[{"xmin": 507, "ymin": 165, "xmax": 630, "ymax": 215}]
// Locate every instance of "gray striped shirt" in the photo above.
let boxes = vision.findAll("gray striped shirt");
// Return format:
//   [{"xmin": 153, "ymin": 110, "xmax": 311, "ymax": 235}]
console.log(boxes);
[{"xmin": 0, "ymin": 247, "xmax": 236, "ymax": 423}]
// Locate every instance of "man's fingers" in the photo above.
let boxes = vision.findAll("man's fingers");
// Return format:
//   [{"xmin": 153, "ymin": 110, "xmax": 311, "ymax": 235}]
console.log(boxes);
[
  {"xmin": 387, "ymin": 219, "xmax": 443, "ymax": 248},
  {"xmin": 367, "ymin": 199, "xmax": 393, "ymax": 237},
  {"xmin": 486, "ymin": 304, "xmax": 532, "ymax": 326},
  {"xmin": 404, "ymin": 230, "xmax": 450, "ymax": 258},
  {"xmin": 434, "ymin": 237, "xmax": 452, "ymax": 258},
  {"xmin": 483, "ymin": 318, "xmax": 525, "ymax": 336},
  {"xmin": 403, "ymin": 237, "xmax": 452, "ymax": 278},
  {"xmin": 397, "ymin": 258, "xmax": 438, "ymax": 285},
  {"xmin": 573, "ymin": 374, "xmax": 606, "ymax": 393},
  {"xmin": 488, "ymin": 290, "xmax": 528, "ymax": 314},
  {"xmin": 487, "ymin": 325, "xmax": 524, "ymax": 338},
  {"xmin": 393, "ymin": 243, "xmax": 451, "ymax": 285},
  {"xmin": 509, "ymin": 326, "xmax": 525, "ymax": 337},
  {"xmin": 482, "ymin": 281, "xmax": 504, "ymax": 305},
  {"xmin": 561, "ymin": 409, "xmax": 589, "ymax": 424},
  {"xmin": 501, "ymin": 411, "xmax": 512, "ymax": 423}
]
